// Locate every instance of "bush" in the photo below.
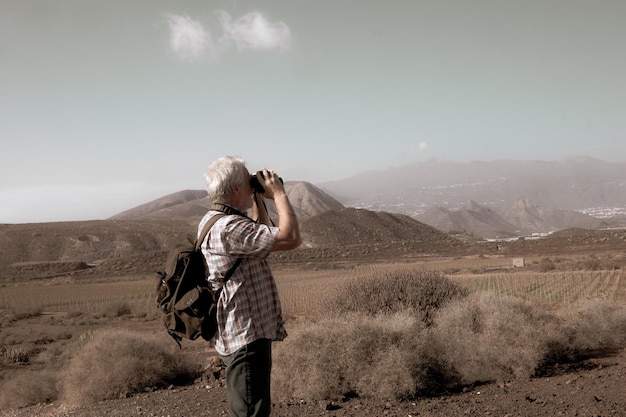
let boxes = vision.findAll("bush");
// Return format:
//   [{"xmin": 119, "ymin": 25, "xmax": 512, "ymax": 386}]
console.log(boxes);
[
  {"xmin": 325, "ymin": 270, "xmax": 468, "ymax": 325},
  {"xmin": 274, "ymin": 271, "xmax": 470, "ymax": 402},
  {"xmin": 582, "ymin": 257, "xmax": 602, "ymax": 271},
  {"xmin": 103, "ymin": 302, "xmax": 132, "ymax": 318},
  {"xmin": 428, "ymin": 295, "xmax": 626, "ymax": 383},
  {"xmin": 3, "ymin": 346, "xmax": 31, "ymax": 363},
  {"xmin": 272, "ymin": 311, "xmax": 427, "ymax": 401},
  {"xmin": 9, "ymin": 305, "xmax": 42, "ymax": 321},
  {"xmin": 275, "ymin": 288, "xmax": 626, "ymax": 402},
  {"xmin": 59, "ymin": 329, "xmax": 201, "ymax": 405},
  {"xmin": 558, "ymin": 300, "xmax": 626, "ymax": 352},
  {"xmin": 538, "ymin": 257, "xmax": 556, "ymax": 272},
  {"xmin": 427, "ymin": 294, "xmax": 565, "ymax": 383},
  {"xmin": 0, "ymin": 370, "xmax": 58, "ymax": 408}
]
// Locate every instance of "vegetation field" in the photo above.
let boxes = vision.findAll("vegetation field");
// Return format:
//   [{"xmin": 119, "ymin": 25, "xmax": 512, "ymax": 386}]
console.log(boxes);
[
  {"xmin": 278, "ymin": 258, "xmax": 626, "ymax": 317},
  {"xmin": 0, "ymin": 279, "xmax": 155, "ymax": 316},
  {"xmin": 452, "ymin": 269, "xmax": 625, "ymax": 305},
  {"xmin": 2, "ymin": 256, "xmax": 625, "ymax": 320}
]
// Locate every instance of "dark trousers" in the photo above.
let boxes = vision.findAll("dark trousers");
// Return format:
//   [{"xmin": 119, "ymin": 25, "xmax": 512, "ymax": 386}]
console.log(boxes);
[{"xmin": 220, "ymin": 338, "xmax": 273, "ymax": 417}]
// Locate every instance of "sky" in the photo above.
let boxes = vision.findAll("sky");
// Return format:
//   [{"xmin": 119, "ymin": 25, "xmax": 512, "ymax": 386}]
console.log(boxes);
[{"xmin": 1, "ymin": 0, "xmax": 625, "ymax": 223}]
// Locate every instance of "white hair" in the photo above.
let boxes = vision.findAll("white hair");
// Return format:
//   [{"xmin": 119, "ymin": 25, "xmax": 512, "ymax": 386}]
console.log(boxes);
[{"xmin": 204, "ymin": 156, "xmax": 248, "ymax": 202}]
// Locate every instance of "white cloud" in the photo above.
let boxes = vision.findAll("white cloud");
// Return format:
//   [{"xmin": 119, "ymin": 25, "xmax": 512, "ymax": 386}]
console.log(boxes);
[
  {"xmin": 218, "ymin": 11, "xmax": 292, "ymax": 51},
  {"xmin": 165, "ymin": 11, "xmax": 292, "ymax": 62},
  {"xmin": 165, "ymin": 14, "xmax": 215, "ymax": 62},
  {"xmin": 418, "ymin": 142, "xmax": 428, "ymax": 152}
]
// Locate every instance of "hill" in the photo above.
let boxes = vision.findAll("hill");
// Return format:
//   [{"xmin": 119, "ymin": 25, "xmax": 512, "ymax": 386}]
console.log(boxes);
[
  {"xmin": 110, "ymin": 181, "xmax": 344, "ymax": 223},
  {"xmin": 301, "ymin": 208, "xmax": 458, "ymax": 247},
  {"xmin": 0, "ymin": 207, "xmax": 464, "ymax": 282},
  {"xmin": 0, "ymin": 219, "xmax": 196, "ymax": 282}
]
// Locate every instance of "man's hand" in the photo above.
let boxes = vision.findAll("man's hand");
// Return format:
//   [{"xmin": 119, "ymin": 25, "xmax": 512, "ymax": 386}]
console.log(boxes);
[
  {"xmin": 253, "ymin": 168, "xmax": 300, "ymax": 251},
  {"xmin": 256, "ymin": 168, "xmax": 285, "ymax": 200}
]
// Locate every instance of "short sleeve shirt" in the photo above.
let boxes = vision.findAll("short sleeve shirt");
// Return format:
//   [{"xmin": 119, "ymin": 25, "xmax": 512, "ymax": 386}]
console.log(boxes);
[{"xmin": 198, "ymin": 210, "xmax": 287, "ymax": 356}]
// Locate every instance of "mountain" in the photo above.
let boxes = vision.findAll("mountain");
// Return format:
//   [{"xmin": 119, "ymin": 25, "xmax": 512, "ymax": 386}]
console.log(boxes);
[
  {"xmin": 319, "ymin": 157, "xmax": 626, "ymax": 218},
  {"xmin": 503, "ymin": 198, "xmax": 605, "ymax": 233},
  {"xmin": 111, "ymin": 181, "xmax": 344, "ymax": 222},
  {"xmin": 416, "ymin": 199, "xmax": 607, "ymax": 239},
  {"xmin": 262, "ymin": 181, "xmax": 345, "ymax": 221},
  {"xmin": 416, "ymin": 201, "xmax": 523, "ymax": 238},
  {"xmin": 110, "ymin": 190, "xmax": 210, "ymax": 220}
]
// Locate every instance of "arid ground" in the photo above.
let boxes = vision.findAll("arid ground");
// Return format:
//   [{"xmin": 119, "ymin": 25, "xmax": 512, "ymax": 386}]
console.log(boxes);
[
  {"xmin": 12, "ymin": 348, "xmax": 626, "ymax": 417},
  {"xmin": 2, "ymin": 219, "xmax": 626, "ymax": 417}
]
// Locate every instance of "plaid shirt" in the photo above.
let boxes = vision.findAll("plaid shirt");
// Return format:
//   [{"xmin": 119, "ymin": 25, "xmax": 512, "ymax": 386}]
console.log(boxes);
[{"xmin": 199, "ymin": 210, "xmax": 286, "ymax": 356}]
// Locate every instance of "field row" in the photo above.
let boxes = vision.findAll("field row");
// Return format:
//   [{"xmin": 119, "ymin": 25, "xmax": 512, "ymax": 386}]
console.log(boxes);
[
  {"xmin": 1, "ymin": 266, "xmax": 624, "ymax": 318},
  {"xmin": 0, "ymin": 280, "xmax": 156, "ymax": 315},
  {"xmin": 451, "ymin": 269, "xmax": 625, "ymax": 305}
]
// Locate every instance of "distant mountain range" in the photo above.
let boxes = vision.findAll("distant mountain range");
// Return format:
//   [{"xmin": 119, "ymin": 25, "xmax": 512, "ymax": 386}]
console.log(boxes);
[
  {"xmin": 319, "ymin": 157, "xmax": 626, "ymax": 217},
  {"xmin": 110, "ymin": 157, "xmax": 626, "ymax": 239},
  {"xmin": 416, "ymin": 199, "xmax": 606, "ymax": 239}
]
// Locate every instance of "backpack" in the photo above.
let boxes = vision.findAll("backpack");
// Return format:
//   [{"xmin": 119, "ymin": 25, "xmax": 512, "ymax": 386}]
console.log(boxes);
[{"xmin": 155, "ymin": 210, "xmax": 242, "ymax": 347}]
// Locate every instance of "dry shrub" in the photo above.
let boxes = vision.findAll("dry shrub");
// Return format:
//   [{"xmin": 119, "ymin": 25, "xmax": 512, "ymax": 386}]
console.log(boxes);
[
  {"xmin": 528, "ymin": 300, "xmax": 626, "ymax": 373},
  {"xmin": 429, "ymin": 295, "xmax": 626, "ymax": 383},
  {"xmin": 558, "ymin": 300, "xmax": 626, "ymax": 352},
  {"xmin": 428, "ymin": 294, "xmax": 563, "ymax": 383},
  {"xmin": 274, "ymin": 287, "xmax": 626, "ymax": 402},
  {"xmin": 325, "ymin": 270, "xmax": 468, "ymax": 325},
  {"xmin": 3, "ymin": 346, "xmax": 31, "ymax": 364},
  {"xmin": 273, "ymin": 311, "xmax": 427, "ymax": 402},
  {"xmin": 0, "ymin": 369, "xmax": 58, "ymax": 409},
  {"xmin": 102, "ymin": 301, "xmax": 132, "ymax": 318},
  {"xmin": 65, "ymin": 311, "xmax": 83, "ymax": 319},
  {"xmin": 273, "ymin": 270, "xmax": 470, "ymax": 401},
  {"xmin": 59, "ymin": 329, "xmax": 201, "ymax": 406},
  {"xmin": 539, "ymin": 257, "xmax": 556, "ymax": 272},
  {"xmin": 61, "ymin": 330, "xmax": 96, "ymax": 360},
  {"xmin": 8, "ymin": 305, "xmax": 42, "ymax": 321}
]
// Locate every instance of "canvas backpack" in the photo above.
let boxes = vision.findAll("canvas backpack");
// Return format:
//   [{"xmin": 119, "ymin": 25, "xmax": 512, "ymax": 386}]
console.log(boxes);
[{"xmin": 155, "ymin": 206, "xmax": 242, "ymax": 347}]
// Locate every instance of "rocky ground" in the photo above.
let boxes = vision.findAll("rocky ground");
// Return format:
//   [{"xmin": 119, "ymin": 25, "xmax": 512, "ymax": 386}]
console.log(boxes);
[{"xmin": 7, "ymin": 348, "xmax": 626, "ymax": 417}]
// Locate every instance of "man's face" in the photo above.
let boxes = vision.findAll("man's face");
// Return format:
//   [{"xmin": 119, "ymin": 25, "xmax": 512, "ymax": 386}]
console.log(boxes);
[{"xmin": 236, "ymin": 171, "xmax": 254, "ymax": 211}]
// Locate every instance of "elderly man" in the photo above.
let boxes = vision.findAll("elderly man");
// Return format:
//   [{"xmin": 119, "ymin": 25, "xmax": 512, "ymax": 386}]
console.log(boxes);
[{"xmin": 199, "ymin": 156, "xmax": 301, "ymax": 417}]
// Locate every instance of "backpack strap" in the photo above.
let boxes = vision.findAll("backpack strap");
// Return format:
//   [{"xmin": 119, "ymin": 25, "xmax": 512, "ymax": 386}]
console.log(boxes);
[
  {"xmin": 195, "ymin": 213, "xmax": 226, "ymax": 251},
  {"xmin": 195, "ymin": 203, "xmax": 247, "ymax": 250},
  {"xmin": 198, "ymin": 204, "xmax": 246, "ymax": 285},
  {"xmin": 210, "ymin": 203, "xmax": 247, "ymax": 217}
]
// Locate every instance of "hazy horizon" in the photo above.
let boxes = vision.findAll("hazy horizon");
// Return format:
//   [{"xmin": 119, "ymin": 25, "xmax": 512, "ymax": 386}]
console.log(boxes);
[{"xmin": 2, "ymin": 1, "xmax": 625, "ymax": 223}]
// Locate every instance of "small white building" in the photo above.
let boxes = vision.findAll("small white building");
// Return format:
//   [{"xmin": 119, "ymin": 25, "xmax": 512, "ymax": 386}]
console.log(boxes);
[{"xmin": 512, "ymin": 258, "xmax": 525, "ymax": 268}]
